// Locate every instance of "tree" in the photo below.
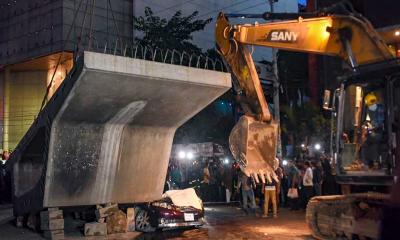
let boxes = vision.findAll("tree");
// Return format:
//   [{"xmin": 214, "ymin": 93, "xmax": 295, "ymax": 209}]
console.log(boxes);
[
  {"xmin": 133, "ymin": 7, "xmax": 212, "ymax": 55},
  {"xmin": 134, "ymin": 7, "xmax": 233, "ymax": 145}
]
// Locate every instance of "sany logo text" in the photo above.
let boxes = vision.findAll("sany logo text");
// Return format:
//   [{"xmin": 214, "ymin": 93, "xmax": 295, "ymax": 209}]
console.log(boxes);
[{"xmin": 266, "ymin": 30, "xmax": 299, "ymax": 43}]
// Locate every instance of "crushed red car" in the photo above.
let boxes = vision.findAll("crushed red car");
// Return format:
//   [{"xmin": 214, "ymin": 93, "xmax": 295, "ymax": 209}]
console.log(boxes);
[{"xmin": 135, "ymin": 188, "xmax": 204, "ymax": 232}]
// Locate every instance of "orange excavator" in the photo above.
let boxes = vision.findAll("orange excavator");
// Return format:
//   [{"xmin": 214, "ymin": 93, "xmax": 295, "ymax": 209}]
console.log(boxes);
[{"xmin": 216, "ymin": 1, "xmax": 400, "ymax": 239}]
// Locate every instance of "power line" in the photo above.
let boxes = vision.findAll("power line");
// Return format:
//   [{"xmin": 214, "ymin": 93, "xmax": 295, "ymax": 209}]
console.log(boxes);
[
  {"xmin": 135, "ymin": 0, "xmax": 167, "ymax": 13},
  {"xmin": 188, "ymin": 1, "xmax": 214, "ymax": 11},
  {"xmin": 197, "ymin": 0, "xmax": 263, "ymax": 19},
  {"xmin": 235, "ymin": 1, "xmax": 269, "ymax": 14},
  {"xmin": 152, "ymin": 0, "xmax": 197, "ymax": 15}
]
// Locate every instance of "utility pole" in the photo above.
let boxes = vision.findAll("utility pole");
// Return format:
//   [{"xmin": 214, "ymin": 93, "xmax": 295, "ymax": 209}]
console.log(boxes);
[{"xmin": 268, "ymin": 0, "xmax": 282, "ymax": 159}]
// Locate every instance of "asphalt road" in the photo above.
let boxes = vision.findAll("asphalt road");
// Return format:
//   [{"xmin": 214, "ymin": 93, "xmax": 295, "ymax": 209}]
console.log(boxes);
[{"xmin": 0, "ymin": 205, "xmax": 313, "ymax": 240}]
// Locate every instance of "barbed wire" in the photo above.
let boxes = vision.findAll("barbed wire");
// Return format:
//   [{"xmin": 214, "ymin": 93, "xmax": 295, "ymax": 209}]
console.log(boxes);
[{"xmin": 76, "ymin": 38, "xmax": 227, "ymax": 72}]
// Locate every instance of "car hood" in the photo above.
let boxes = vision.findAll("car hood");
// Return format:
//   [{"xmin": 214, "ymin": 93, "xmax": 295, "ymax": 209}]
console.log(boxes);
[{"xmin": 162, "ymin": 188, "xmax": 202, "ymax": 210}]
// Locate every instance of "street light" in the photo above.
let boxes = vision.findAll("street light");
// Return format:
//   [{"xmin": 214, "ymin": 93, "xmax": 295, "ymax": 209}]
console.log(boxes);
[
  {"xmin": 395, "ymin": 30, "xmax": 400, "ymax": 36},
  {"xmin": 282, "ymin": 159, "xmax": 288, "ymax": 166},
  {"xmin": 178, "ymin": 151, "xmax": 186, "ymax": 159},
  {"xmin": 301, "ymin": 143, "xmax": 306, "ymax": 148},
  {"xmin": 187, "ymin": 152, "xmax": 194, "ymax": 160},
  {"xmin": 314, "ymin": 143, "xmax": 321, "ymax": 151},
  {"xmin": 223, "ymin": 158, "xmax": 229, "ymax": 164}
]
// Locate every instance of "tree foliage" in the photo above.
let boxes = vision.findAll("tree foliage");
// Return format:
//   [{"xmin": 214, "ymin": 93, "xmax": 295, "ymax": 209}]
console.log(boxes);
[
  {"xmin": 280, "ymin": 102, "xmax": 331, "ymax": 157},
  {"xmin": 133, "ymin": 7, "xmax": 212, "ymax": 55}
]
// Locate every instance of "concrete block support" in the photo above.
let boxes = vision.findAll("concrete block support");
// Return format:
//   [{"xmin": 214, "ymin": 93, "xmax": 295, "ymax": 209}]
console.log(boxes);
[
  {"xmin": 95, "ymin": 204, "xmax": 118, "ymax": 220},
  {"xmin": 126, "ymin": 208, "xmax": 135, "ymax": 232},
  {"xmin": 40, "ymin": 208, "xmax": 64, "ymax": 239},
  {"xmin": 84, "ymin": 222, "xmax": 107, "ymax": 236},
  {"xmin": 43, "ymin": 229, "xmax": 64, "ymax": 240}
]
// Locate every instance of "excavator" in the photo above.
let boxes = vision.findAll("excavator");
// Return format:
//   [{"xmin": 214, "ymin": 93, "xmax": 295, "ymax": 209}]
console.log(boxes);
[{"xmin": 216, "ymin": 1, "xmax": 400, "ymax": 239}]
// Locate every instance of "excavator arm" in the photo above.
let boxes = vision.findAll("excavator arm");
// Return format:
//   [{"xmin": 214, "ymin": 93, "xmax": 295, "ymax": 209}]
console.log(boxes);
[{"xmin": 216, "ymin": 10, "xmax": 395, "ymax": 183}]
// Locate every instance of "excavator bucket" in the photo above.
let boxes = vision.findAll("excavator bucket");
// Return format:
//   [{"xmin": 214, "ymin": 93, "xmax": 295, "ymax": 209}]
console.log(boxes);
[{"xmin": 229, "ymin": 115, "xmax": 279, "ymax": 183}]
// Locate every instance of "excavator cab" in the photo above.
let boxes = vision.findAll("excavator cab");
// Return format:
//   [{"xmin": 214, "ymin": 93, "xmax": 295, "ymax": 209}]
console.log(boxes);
[{"xmin": 329, "ymin": 67, "xmax": 399, "ymax": 186}]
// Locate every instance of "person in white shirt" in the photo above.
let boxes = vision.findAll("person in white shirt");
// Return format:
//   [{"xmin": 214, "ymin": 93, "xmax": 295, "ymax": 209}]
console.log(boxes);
[{"xmin": 302, "ymin": 161, "xmax": 314, "ymax": 209}]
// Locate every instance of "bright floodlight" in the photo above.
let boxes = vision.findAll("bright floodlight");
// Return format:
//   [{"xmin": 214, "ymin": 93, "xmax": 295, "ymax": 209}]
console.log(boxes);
[
  {"xmin": 187, "ymin": 152, "xmax": 194, "ymax": 160},
  {"xmin": 224, "ymin": 158, "xmax": 229, "ymax": 164},
  {"xmin": 282, "ymin": 160, "xmax": 288, "ymax": 166},
  {"xmin": 395, "ymin": 31, "xmax": 400, "ymax": 36},
  {"xmin": 178, "ymin": 151, "xmax": 186, "ymax": 159},
  {"xmin": 314, "ymin": 143, "xmax": 321, "ymax": 151},
  {"xmin": 301, "ymin": 143, "xmax": 306, "ymax": 148}
]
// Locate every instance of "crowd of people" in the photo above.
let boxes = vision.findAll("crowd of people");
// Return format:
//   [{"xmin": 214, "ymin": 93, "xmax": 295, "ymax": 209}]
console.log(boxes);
[
  {"xmin": 165, "ymin": 157, "xmax": 234, "ymax": 203},
  {"xmin": 234, "ymin": 155, "xmax": 339, "ymax": 217},
  {"xmin": 164, "ymin": 153, "xmax": 339, "ymax": 218}
]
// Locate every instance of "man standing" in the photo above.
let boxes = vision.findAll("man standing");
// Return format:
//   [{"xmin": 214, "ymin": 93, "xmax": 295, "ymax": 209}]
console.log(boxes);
[
  {"xmin": 275, "ymin": 166, "xmax": 283, "ymax": 207},
  {"xmin": 236, "ymin": 170, "xmax": 257, "ymax": 215},
  {"xmin": 170, "ymin": 164, "xmax": 182, "ymax": 188},
  {"xmin": 312, "ymin": 161, "xmax": 323, "ymax": 196},
  {"xmin": 287, "ymin": 160, "xmax": 300, "ymax": 210},
  {"xmin": 302, "ymin": 161, "xmax": 314, "ymax": 209},
  {"xmin": 262, "ymin": 173, "xmax": 278, "ymax": 218},
  {"xmin": 201, "ymin": 162, "xmax": 211, "ymax": 202}
]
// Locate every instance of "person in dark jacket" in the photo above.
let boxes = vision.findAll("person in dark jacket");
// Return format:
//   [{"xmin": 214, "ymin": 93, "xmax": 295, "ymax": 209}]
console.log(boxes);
[
  {"xmin": 321, "ymin": 156, "xmax": 337, "ymax": 195},
  {"xmin": 0, "ymin": 151, "xmax": 10, "ymax": 203},
  {"xmin": 236, "ymin": 170, "xmax": 257, "ymax": 215},
  {"xmin": 287, "ymin": 161, "xmax": 300, "ymax": 210},
  {"xmin": 312, "ymin": 161, "xmax": 323, "ymax": 196}
]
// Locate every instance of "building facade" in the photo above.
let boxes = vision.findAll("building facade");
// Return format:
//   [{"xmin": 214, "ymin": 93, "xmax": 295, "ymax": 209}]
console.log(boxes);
[{"xmin": 0, "ymin": 0, "xmax": 133, "ymax": 150}]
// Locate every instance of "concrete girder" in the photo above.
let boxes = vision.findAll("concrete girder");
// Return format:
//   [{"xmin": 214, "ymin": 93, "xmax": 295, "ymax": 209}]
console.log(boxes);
[{"xmin": 10, "ymin": 52, "xmax": 231, "ymax": 215}]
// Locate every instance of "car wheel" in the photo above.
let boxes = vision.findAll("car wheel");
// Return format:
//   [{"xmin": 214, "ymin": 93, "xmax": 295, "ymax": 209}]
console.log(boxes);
[{"xmin": 135, "ymin": 208, "xmax": 156, "ymax": 232}]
